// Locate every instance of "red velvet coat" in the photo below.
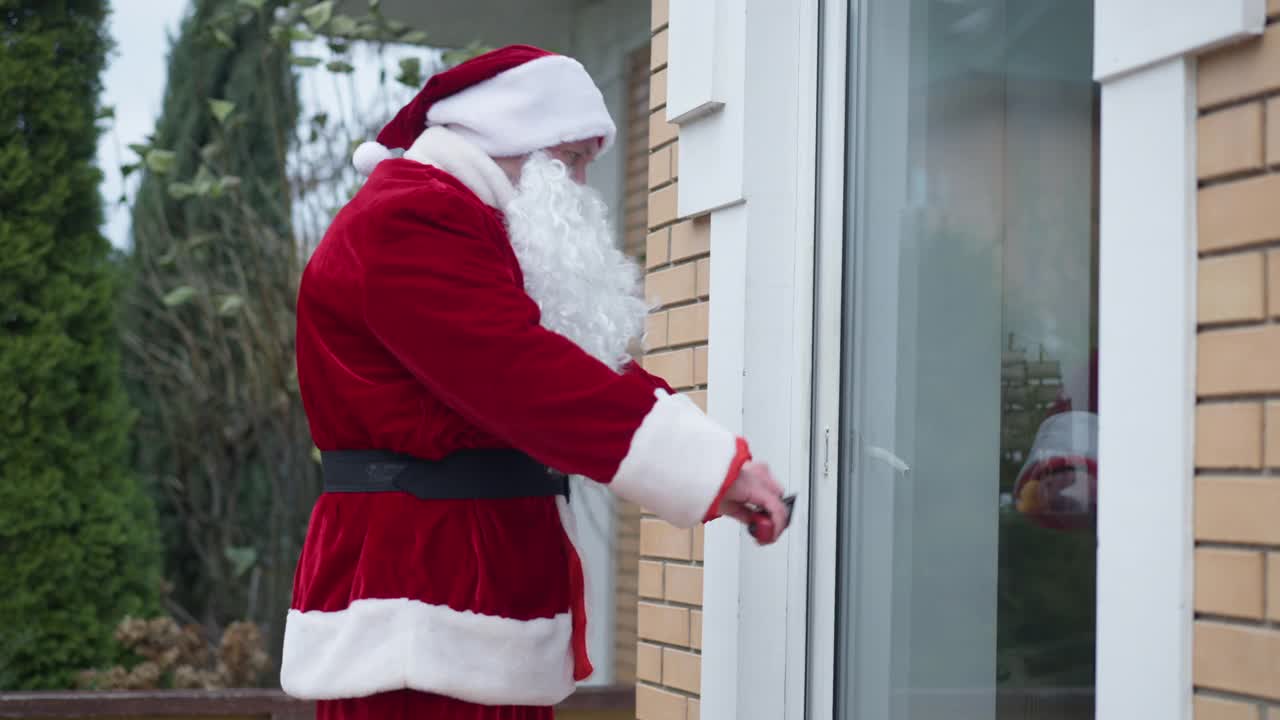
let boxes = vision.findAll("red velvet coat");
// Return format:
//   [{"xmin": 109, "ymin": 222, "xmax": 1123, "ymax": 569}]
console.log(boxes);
[{"xmin": 280, "ymin": 151, "xmax": 749, "ymax": 711}]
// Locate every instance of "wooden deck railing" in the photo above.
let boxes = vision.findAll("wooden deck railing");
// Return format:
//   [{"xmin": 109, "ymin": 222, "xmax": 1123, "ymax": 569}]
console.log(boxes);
[
  {"xmin": 0, "ymin": 685, "xmax": 1093, "ymax": 719},
  {"xmin": 0, "ymin": 685, "xmax": 635, "ymax": 720}
]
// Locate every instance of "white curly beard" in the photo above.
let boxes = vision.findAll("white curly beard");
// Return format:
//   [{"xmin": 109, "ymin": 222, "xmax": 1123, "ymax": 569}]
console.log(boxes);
[{"xmin": 503, "ymin": 153, "xmax": 649, "ymax": 372}]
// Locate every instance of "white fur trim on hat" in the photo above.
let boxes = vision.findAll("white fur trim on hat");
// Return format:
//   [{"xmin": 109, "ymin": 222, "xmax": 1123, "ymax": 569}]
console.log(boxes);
[
  {"xmin": 352, "ymin": 141, "xmax": 392, "ymax": 175},
  {"xmin": 426, "ymin": 55, "xmax": 617, "ymax": 158}
]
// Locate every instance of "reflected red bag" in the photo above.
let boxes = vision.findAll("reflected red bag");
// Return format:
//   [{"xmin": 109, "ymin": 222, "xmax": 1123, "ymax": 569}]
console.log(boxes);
[{"xmin": 1012, "ymin": 411, "xmax": 1098, "ymax": 532}]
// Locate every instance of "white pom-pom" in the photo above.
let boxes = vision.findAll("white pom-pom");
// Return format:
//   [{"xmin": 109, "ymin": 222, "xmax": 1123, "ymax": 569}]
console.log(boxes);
[{"xmin": 352, "ymin": 141, "xmax": 392, "ymax": 175}]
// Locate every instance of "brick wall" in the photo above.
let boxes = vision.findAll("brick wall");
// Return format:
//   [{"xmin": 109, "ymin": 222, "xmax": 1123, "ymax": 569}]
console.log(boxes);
[
  {"xmin": 635, "ymin": 0, "xmax": 710, "ymax": 718},
  {"xmin": 1192, "ymin": 5, "xmax": 1280, "ymax": 718},
  {"xmin": 614, "ymin": 44, "xmax": 655, "ymax": 687}
]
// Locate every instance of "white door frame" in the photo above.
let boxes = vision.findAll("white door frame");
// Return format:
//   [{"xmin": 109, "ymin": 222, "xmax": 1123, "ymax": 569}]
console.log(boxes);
[
  {"xmin": 668, "ymin": 0, "xmax": 824, "ymax": 719},
  {"xmin": 806, "ymin": 0, "xmax": 849, "ymax": 717}
]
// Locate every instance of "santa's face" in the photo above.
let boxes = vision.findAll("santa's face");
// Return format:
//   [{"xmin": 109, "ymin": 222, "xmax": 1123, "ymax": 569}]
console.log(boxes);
[
  {"xmin": 495, "ymin": 138, "xmax": 601, "ymax": 186},
  {"xmin": 544, "ymin": 139, "xmax": 600, "ymax": 185},
  {"xmin": 502, "ymin": 152, "xmax": 649, "ymax": 372}
]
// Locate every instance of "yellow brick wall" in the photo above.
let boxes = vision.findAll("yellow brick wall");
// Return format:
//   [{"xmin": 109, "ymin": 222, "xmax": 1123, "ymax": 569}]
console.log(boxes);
[
  {"xmin": 635, "ymin": 1, "xmax": 707, "ymax": 718},
  {"xmin": 614, "ymin": 44, "xmax": 655, "ymax": 687},
  {"xmin": 1193, "ymin": 6, "xmax": 1280, "ymax": 718}
]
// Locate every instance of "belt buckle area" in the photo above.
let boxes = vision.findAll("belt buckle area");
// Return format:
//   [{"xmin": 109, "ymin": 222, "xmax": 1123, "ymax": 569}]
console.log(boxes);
[
  {"xmin": 366, "ymin": 461, "xmax": 408, "ymax": 486},
  {"xmin": 390, "ymin": 472, "xmax": 438, "ymax": 501},
  {"xmin": 368, "ymin": 461, "xmax": 420, "ymax": 497}
]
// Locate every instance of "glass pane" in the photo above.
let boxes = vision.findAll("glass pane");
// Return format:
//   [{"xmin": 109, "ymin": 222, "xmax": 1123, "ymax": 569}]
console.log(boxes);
[{"xmin": 835, "ymin": 2, "xmax": 1098, "ymax": 719}]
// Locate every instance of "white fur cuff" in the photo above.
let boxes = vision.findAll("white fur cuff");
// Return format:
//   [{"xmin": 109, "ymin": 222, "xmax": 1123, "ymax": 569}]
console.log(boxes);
[{"xmin": 611, "ymin": 391, "xmax": 740, "ymax": 528}]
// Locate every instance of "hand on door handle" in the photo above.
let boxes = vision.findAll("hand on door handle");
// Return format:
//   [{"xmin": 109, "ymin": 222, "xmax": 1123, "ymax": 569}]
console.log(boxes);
[
  {"xmin": 717, "ymin": 460, "xmax": 793, "ymax": 545},
  {"xmin": 749, "ymin": 493, "xmax": 797, "ymax": 544}
]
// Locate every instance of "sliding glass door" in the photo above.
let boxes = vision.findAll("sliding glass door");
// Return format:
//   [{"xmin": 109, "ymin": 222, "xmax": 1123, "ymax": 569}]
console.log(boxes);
[{"xmin": 832, "ymin": 1, "xmax": 1099, "ymax": 718}]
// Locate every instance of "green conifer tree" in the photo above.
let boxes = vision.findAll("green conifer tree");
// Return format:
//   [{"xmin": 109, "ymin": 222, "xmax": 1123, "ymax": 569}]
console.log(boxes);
[{"xmin": 0, "ymin": 0, "xmax": 160, "ymax": 689}]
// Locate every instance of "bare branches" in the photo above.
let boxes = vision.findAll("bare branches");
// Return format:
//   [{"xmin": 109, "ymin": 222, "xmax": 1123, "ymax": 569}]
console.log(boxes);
[{"xmin": 115, "ymin": 0, "xmax": 494, "ymax": 673}]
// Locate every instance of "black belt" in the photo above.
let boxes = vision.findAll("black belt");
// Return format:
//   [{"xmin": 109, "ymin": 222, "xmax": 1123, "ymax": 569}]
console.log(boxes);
[{"xmin": 321, "ymin": 448, "xmax": 570, "ymax": 500}]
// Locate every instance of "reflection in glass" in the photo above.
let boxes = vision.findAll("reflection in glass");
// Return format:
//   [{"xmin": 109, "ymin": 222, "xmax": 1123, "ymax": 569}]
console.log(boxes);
[{"xmin": 836, "ymin": 1, "xmax": 1098, "ymax": 718}]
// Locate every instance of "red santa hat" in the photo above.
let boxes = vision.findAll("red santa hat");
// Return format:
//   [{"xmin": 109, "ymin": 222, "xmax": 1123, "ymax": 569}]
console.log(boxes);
[{"xmin": 352, "ymin": 45, "xmax": 617, "ymax": 175}]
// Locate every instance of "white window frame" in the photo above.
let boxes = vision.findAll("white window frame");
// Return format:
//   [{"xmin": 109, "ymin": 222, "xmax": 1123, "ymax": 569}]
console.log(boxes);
[
  {"xmin": 677, "ymin": 0, "xmax": 1264, "ymax": 718},
  {"xmin": 805, "ymin": 0, "xmax": 849, "ymax": 718}
]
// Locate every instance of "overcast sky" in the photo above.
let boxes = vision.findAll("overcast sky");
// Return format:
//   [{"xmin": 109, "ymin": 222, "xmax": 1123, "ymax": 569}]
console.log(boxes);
[{"xmin": 99, "ymin": 0, "xmax": 190, "ymax": 249}]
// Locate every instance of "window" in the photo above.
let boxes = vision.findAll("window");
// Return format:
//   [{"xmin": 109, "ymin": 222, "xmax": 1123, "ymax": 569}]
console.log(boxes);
[{"xmin": 835, "ymin": 2, "xmax": 1099, "ymax": 717}]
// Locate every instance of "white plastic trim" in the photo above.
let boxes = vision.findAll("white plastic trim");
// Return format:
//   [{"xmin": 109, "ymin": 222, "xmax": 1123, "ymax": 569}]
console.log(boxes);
[
  {"xmin": 1095, "ymin": 55, "xmax": 1197, "ymax": 720},
  {"xmin": 804, "ymin": 0, "xmax": 849, "ymax": 716},
  {"xmin": 666, "ymin": 0, "xmax": 723, "ymax": 123},
  {"xmin": 672, "ymin": 0, "xmax": 747, "ymax": 216},
  {"xmin": 699, "ymin": 1, "xmax": 822, "ymax": 719},
  {"xmin": 1094, "ymin": 0, "xmax": 1263, "ymax": 81},
  {"xmin": 701, "ymin": 204, "xmax": 749, "ymax": 720}
]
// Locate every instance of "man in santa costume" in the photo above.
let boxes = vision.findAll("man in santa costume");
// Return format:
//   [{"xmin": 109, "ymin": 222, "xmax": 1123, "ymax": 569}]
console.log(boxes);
[{"xmin": 279, "ymin": 45, "xmax": 791, "ymax": 719}]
